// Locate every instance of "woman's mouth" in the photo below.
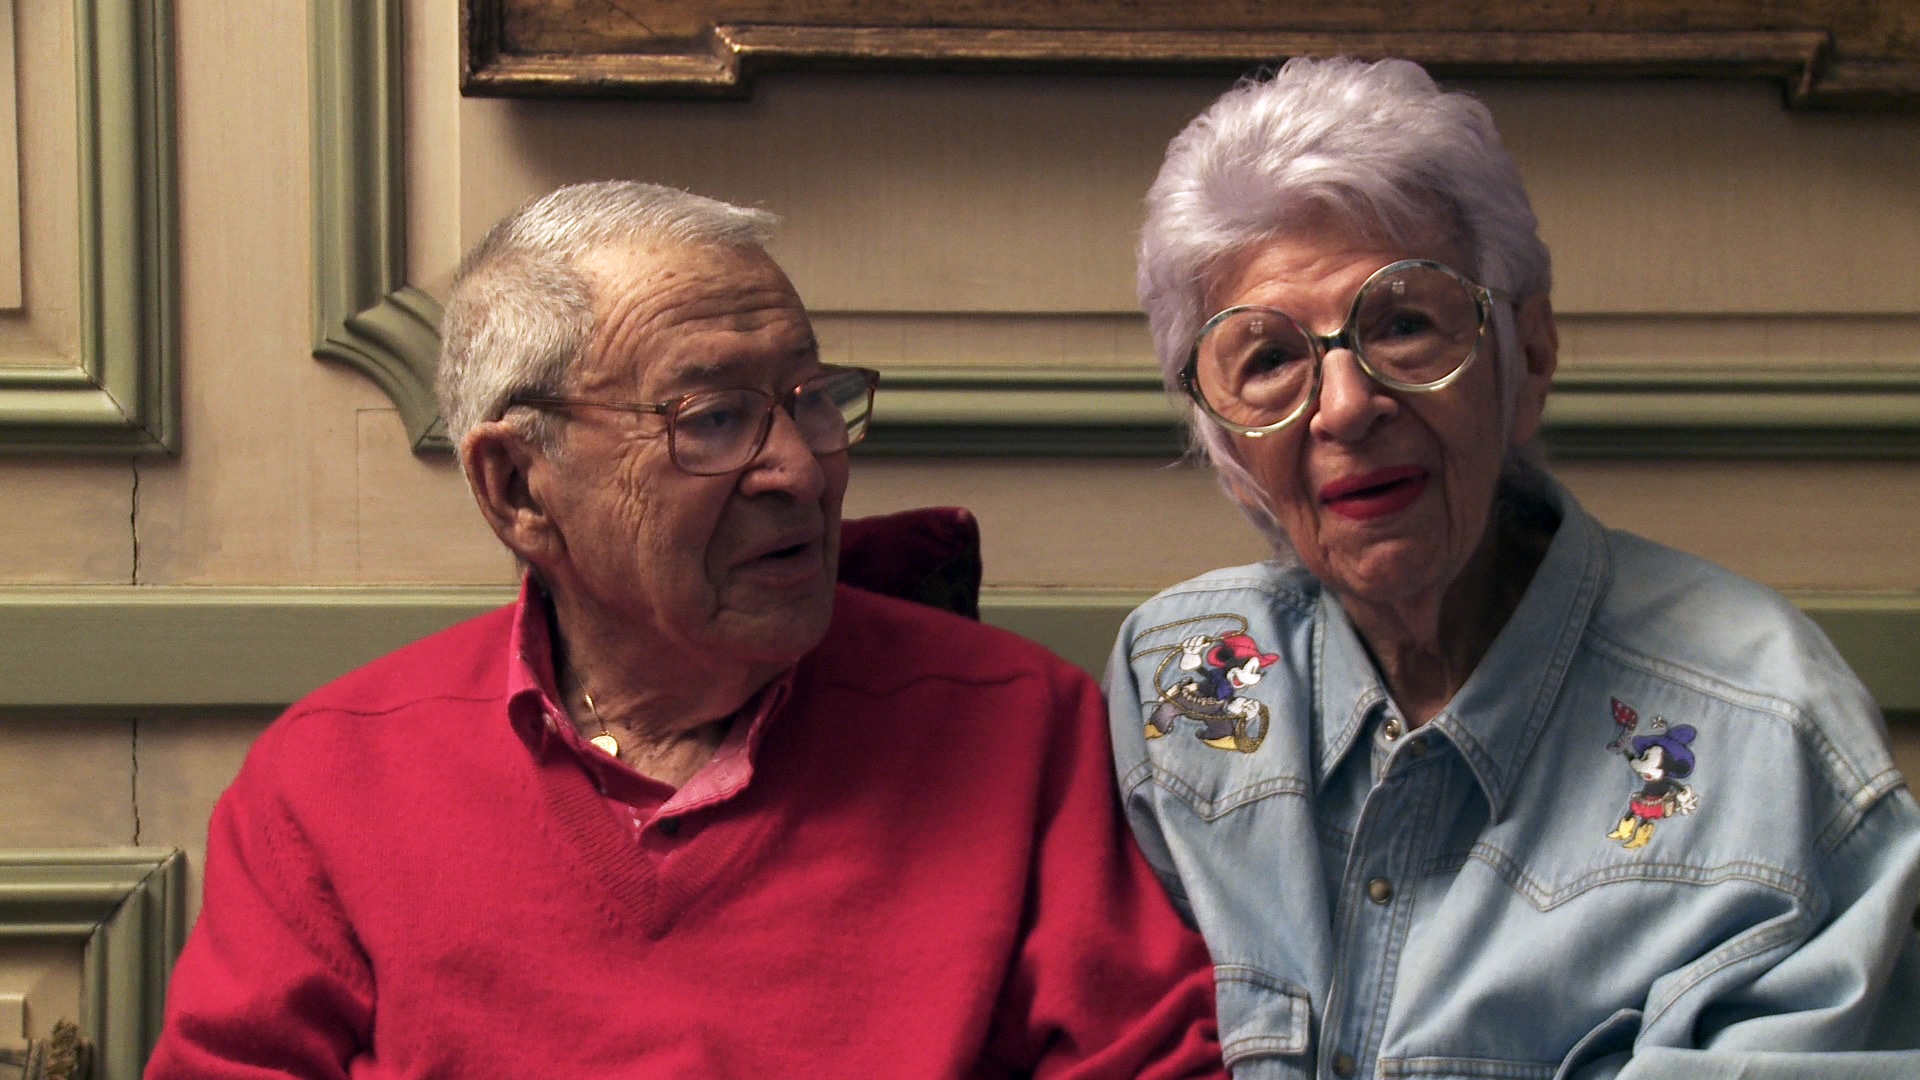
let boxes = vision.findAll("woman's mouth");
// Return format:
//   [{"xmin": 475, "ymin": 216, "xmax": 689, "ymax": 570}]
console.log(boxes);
[{"xmin": 1319, "ymin": 466, "xmax": 1429, "ymax": 521}]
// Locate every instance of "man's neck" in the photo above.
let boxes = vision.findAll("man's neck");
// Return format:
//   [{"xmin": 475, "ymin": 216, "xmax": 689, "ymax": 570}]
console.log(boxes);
[{"xmin": 540, "ymin": 587, "xmax": 778, "ymax": 787}]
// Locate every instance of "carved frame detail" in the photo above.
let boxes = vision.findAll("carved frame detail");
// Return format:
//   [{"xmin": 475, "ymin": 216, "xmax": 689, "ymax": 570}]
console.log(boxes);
[
  {"xmin": 0, "ymin": 849, "xmax": 185, "ymax": 1080},
  {"xmin": 0, "ymin": 0, "xmax": 177, "ymax": 454},
  {"xmin": 459, "ymin": 2, "xmax": 1920, "ymax": 110}
]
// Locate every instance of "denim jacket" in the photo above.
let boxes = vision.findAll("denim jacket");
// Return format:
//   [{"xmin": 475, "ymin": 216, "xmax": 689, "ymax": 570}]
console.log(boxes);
[{"xmin": 1107, "ymin": 481, "xmax": 1920, "ymax": 1080}]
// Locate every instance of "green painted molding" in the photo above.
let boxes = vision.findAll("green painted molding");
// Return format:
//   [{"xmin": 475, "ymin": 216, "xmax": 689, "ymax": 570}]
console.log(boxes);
[
  {"xmin": 0, "ymin": 585, "xmax": 508, "ymax": 712},
  {"xmin": 310, "ymin": 0, "xmax": 447, "ymax": 453},
  {"xmin": 0, "ymin": 585, "xmax": 1912, "ymax": 715},
  {"xmin": 0, "ymin": 0, "xmax": 177, "ymax": 453},
  {"xmin": 0, "ymin": 848, "xmax": 184, "ymax": 1080},
  {"xmin": 314, "ymin": 3, "xmax": 1920, "ymax": 459},
  {"xmin": 861, "ymin": 367, "xmax": 1920, "ymax": 457}
]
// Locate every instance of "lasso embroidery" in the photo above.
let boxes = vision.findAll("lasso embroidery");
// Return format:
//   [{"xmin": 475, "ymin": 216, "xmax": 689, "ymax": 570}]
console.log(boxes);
[{"xmin": 1131, "ymin": 614, "xmax": 1276, "ymax": 754}]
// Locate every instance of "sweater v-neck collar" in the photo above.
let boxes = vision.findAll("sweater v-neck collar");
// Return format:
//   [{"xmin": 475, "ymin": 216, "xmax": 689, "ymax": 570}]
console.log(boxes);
[{"xmin": 498, "ymin": 578, "xmax": 786, "ymax": 938}]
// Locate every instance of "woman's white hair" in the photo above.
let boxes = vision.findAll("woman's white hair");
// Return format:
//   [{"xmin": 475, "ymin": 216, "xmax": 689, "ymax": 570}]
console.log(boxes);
[
  {"xmin": 1137, "ymin": 57, "xmax": 1553, "ymax": 550},
  {"xmin": 436, "ymin": 180, "xmax": 778, "ymax": 463}
]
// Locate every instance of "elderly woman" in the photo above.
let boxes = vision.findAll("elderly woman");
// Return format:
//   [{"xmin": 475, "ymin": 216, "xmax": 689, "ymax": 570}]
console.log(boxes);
[{"xmin": 1108, "ymin": 58, "xmax": 1920, "ymax": 1080}]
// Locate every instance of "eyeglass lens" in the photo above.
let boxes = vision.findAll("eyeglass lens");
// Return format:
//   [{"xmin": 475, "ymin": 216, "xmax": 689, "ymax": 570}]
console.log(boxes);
[
  {"xmin": 671, "ymin": 368, "xmax": 875, "ymax": 474},
  {"xmin": 1193, "ymin": 264, "xmax": 1483, "ymax": 430}
]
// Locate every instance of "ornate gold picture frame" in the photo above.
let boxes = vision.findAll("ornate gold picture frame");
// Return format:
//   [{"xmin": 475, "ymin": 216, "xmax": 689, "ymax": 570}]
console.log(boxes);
[{"xmin": 461, "ymin": 0, "xmax": 1920, "ymax": 110}]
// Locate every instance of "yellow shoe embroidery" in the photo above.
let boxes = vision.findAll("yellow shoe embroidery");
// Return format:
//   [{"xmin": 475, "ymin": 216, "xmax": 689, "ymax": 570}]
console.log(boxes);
[
  {"xmin": 1605, "ymin": 816, "xmax": 1636, "ymax": 841},
  {"xmin": 1624, "ymin": 822, "xmax": 1655, "ymax": 850}
]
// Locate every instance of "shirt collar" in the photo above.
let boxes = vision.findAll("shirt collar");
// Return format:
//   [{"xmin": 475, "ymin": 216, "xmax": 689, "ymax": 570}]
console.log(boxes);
[
  {"xmin": 501, "ymin": 576, "xmax": 794, "ymax": 804},
  {"xmin": 506, "ymin": 575, "xmax": 564, "ymax": 754},
  {"xmin": 1313, "ymin": 476, "xmax": 1610, "ymax": 820}
]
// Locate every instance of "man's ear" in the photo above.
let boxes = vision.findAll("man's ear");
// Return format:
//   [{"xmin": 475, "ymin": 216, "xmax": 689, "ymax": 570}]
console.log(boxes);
[
  {"xmin": 462, "ymin": 421, "xmax": 566, "ymax": 568},
  {"xmin": 1507, "ymin": 295, "xmax": 1559, "ymax": 449}
]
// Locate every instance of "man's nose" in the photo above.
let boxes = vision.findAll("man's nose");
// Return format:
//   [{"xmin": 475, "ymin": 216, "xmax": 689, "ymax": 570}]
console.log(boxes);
[{"xmin": 739, "ymin": 405, "xmax": 828, "ymax": 499}]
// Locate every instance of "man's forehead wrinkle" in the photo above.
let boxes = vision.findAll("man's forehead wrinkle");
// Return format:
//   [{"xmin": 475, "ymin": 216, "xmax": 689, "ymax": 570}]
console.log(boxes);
[{"xmin": 573, "ymin": 247, "xmax": 803, "ymax": 394}]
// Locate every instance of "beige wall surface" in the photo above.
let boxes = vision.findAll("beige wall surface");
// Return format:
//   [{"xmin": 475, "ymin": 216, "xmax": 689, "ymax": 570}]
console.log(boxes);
[
  {"xmin": 0, "ymin": 4, "xmax": 1913, "ymax": 593},
  {"xmin": 0, "ymin": 0, "xmax": 1916, "ymax": 1015}
]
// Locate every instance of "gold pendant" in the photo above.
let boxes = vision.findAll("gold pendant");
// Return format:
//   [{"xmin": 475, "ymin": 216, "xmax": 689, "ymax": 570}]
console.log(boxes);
[{"xmin": 590, "ymin": 732, "xmax": 620, "ymax": 756}]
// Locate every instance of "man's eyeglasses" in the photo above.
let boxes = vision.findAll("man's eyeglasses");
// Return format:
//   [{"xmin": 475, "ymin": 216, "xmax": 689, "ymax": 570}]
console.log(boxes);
[
  {"xmin": 1181, "ymin": 259, "xmax": 1510, "ymax": 437},
  {"xmin": 508, "ymin": 365, "xmax": 880, "ymax": 476}
]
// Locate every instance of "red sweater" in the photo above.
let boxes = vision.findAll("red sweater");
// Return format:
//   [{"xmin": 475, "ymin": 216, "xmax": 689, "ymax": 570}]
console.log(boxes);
[{"xmin": 147, "ymin": 585, "xmax": 1224, "ymax": 1079}]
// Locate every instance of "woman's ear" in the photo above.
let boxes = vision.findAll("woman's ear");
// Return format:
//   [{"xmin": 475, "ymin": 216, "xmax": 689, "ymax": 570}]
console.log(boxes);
[
  {"xmin": 1508, "ymin": 295, "xmax": 1559, "ymax": 449},
  {"xmin": 462, "ymin": 422, "xmax": 566, "ymax": 568}
]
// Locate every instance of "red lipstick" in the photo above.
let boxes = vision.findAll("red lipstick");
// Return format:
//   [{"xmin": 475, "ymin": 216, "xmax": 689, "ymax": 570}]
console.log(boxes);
[{"xmin": 1319, "ymin": 466, "xmax": 1429, "ymax": 522}]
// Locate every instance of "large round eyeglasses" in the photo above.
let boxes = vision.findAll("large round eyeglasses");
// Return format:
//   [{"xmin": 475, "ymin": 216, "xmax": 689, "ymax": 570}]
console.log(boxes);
[
  {"xmin": 509, "ymin": 365, "xmax": 880, "ymax": 476},
  {"xmin": 1181, "ymin": 260, "xmax": 1509, "ymax": 437}
]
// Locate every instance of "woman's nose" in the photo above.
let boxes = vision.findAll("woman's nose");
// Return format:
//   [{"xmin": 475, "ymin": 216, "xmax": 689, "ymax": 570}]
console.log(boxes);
[{"xmin": 1309, "ymin": 347, "xmax": 1396, "ymax": 442}]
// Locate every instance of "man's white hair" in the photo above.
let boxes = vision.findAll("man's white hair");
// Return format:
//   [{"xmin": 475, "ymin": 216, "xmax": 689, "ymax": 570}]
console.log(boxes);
[{"xmin": 436, "ymin": 180, "xmax": 778, "ymax": 462}]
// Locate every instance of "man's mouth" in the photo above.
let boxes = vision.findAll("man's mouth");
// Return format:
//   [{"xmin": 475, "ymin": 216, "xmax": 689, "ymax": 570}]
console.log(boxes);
[
  {"xmin": 732, "ymin": 527, "xmax": 827, "ymax": 584},
  {"xmin": 1319, "ymin": 466, "xmax": 1429, "ymax": 522}
]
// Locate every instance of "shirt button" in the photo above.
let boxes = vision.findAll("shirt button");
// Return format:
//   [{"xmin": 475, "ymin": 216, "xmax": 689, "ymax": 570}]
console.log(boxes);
[
  {"xmin": 1381, "ymin": 717, "xmax": 1402, "ymax": 741},
  {"xmin": 1333, "ymin": 1051, "xmax": 1357, "ymax": 1077},
  {"xmin": 1406, "ymin": 738, "xmax": 1428, "ymax": 759},
  {"xmin": 1367, "ymin": 877, "xmax": 1394, "ymax": 904}
]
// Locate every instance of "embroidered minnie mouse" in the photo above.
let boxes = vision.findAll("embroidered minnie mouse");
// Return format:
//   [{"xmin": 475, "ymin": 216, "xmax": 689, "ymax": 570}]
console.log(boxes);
[{"xmin": 1604, "ymin": 698, "xmax": 1701, "ymax": 850}]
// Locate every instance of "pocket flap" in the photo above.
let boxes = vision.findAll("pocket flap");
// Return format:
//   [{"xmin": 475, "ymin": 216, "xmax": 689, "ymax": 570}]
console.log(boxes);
[{"xmin": 1214, "ymin": 964, "xmax": 1313, "ymax": 1065}]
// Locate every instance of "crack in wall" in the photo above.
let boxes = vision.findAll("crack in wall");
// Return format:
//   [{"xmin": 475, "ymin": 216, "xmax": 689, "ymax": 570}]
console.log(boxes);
[
  {"xmin": 130, "ymin": 457, "xmax": 142, "ymax": 584},
  {"xmin": 132, "ymin": 718, "xmax": 143, "ymax": 845},
  {"xmin": 130, "ymin": 458, "xmax": 143, "ymax": 844}
]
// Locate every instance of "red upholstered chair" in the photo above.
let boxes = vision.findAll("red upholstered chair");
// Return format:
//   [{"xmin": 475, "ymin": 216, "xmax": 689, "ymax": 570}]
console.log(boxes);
[{"xmin": 836, "ymin": 507, "xmax": 982, "ymax": 620}]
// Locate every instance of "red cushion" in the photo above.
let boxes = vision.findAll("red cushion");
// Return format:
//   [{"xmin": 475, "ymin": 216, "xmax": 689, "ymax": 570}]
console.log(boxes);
[{"xmin": 837, "ymin": 507, "xmax": 981, "ymax": 620}]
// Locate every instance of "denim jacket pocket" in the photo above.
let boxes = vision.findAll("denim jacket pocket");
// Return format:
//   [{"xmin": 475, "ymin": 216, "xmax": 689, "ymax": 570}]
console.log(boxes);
[{"xmin": 1216, "ymin": 964, "xmax": 1313, "ymax": 1070}]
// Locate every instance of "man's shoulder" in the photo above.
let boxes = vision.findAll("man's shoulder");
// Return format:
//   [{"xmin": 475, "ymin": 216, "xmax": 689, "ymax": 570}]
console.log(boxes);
[
  {"xmin": 285, "ymin": 603, "xmax": 514, "ymax": 722},
  {"xmin": 223, "ymin": 604, "xmax": 517, "ymax": 815},
  {"xmin": 819, "ymin": 584, "xmax": 1090, "ymax": 694}
]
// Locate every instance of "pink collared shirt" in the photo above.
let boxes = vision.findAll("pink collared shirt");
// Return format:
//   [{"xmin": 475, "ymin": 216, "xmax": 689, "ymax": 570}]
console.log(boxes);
[{"xmin": 502, "ymin": 579, "xmax": 791, "ymax": 855}]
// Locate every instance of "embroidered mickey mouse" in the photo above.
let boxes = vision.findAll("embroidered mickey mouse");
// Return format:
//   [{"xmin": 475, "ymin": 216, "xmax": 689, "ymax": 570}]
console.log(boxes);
[
  {"xmin": 1604, "ymin": 697, "xmax": 1701, "ymax": 850},
  {"xmin": 1141, "ymin": 631, "xmax": 1278, "ymax": 754}
]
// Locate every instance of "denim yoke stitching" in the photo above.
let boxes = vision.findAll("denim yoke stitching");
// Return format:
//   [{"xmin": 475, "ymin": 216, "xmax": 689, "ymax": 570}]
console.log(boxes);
[{"xmin": 1378, "ymin": 1053, "xmax": 1561, "ymax": 1080}]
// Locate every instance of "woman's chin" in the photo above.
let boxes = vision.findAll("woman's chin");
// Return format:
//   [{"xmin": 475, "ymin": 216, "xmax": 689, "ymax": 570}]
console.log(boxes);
[{"xmin": 1311, "ymin": 540, "xmax": 1460, "ymax": 613}]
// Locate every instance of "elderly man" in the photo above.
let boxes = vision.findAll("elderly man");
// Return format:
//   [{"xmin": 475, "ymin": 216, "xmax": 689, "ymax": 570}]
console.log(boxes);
[{"xmin": 147, "ymin": 182, "xmax": 1224, "ymax": 1079}]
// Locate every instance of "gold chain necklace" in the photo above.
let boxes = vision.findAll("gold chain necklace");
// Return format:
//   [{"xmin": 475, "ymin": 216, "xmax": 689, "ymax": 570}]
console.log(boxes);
[{"xmin": 582, "ymin": 690, "xmax": 620, "ymax": 757}]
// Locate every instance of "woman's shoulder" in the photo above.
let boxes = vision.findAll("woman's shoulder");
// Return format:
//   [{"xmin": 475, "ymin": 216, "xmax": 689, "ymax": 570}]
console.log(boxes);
[
  {"xmin": 1595, "ymin": 528, "xmax": 1849, "ymax": 682},
  {"xmin": 1129, "ymin": 560, "xmax": 1321, "ymax": 620},
  {"xmin": 1587, "ymin": 526, "xmax": 1893, "ymax": 792}
]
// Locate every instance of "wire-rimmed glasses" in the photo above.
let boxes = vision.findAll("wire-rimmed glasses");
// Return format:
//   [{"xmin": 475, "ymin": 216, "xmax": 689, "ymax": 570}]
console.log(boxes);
[
  {"xmin": 509, "ymin": 365, "xmax": 880, "ymax": 475},
  {"xmin": 1181, "ymin": 259, "xmax": 1509, "ymax": 437}
]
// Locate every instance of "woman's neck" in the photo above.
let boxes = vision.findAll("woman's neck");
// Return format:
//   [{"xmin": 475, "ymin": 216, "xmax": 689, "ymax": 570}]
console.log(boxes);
[{"xmin": 1342, "ymin": 505, "xmax": 1555, "ymax": 728}]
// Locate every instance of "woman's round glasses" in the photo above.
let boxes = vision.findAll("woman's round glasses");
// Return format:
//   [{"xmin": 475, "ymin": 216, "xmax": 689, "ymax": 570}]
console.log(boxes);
[
  {"xmin": 510, "ymin": 365, "xmax": 880, "ymax": 475},
  {"xmin": 1182, "ymin": 260, "xmax": 1508, "ymax": 437}
]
